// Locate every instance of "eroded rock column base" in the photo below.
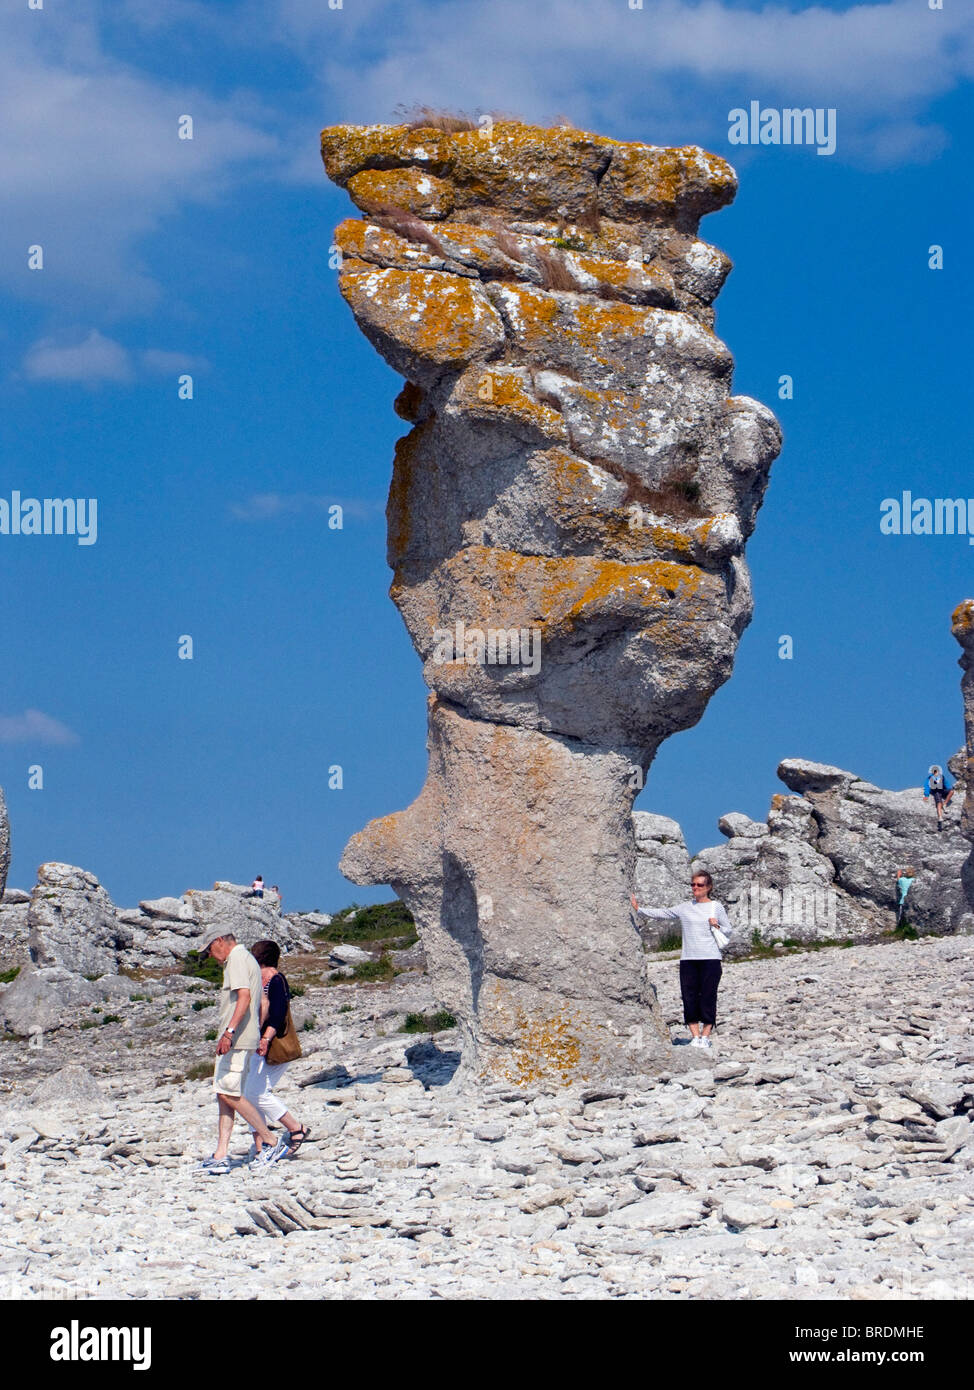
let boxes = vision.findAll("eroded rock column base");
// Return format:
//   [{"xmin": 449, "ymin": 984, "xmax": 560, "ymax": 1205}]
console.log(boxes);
[{"xmin": 341, "ymin": 699, "xmax": 670, "ymax": 1085}]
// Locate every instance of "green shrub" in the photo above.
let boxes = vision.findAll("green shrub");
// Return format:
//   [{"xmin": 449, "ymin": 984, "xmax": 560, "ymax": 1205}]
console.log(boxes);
[
  {"xmin": 656, "ymin": 931, "xmax": 681, "ymax": 953},
  {"xmin": 400, "ymin": 1010, "xmax": 457, "ymax": 1034},
  {"xmin": 890, "ymin": 921, "xmax": 919, "ymax": 941},
  {"xmin": 80, "ymin": 1019, "xmax": 97, "ymax": 1030},
  {"xmin": 338, "ymin": 1004, "xmax": 352, "ymax": 1014},
  {"xmin": 101, "ymin": 1014, "xmax": 121, "ymax": 1025},
  {"xmin": 204, "ymin": 1029, "xmax": 217, "ymax": 1041},
  {"xmin": 0, "ymin": 966, "xmax": 20, "ymax": 984},
  {"xmin": 181, "ymin": 950, "xmax": 223, "ymax": 984},
  {"xmin": 352, "ymin": 953, "xmax": 396, "ymax": 983},
  {"xmin": 301, "ymin": 1016, "xmax": 317, "ymax": 1032},
  {"xmin": 129, "ymin": 993, "xmax": 147, "ymax": 1002},
  {"xmin": 191, "ymin": 999, "xmax": 215, "ymax": 1012},
  {"xmin": 317, "ymin": 900, "xmax": 417, "ymax": 947},
  {"xmin": 290, "ymin": 984, "xmax": 306, "ymax": 998}
]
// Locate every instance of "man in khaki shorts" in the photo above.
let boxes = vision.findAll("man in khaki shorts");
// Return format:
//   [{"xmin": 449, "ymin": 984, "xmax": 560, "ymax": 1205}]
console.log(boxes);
[{"xmin": 199, "ymin": 932, "xmax": 289, "ymax": 1174}]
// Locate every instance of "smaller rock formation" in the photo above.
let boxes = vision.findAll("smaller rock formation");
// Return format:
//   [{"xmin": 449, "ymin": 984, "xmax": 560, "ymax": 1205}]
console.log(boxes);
[
  {"xmin": 952, "ymin": 599, "xmax": 974, "ymax": 845},
  {"xmin": 29, "ymin": 864, "xmax": 127, "ymax": 977},
  {"xmin": 0, "ymin": 887, "xmax": 31, "ymax": 964},
  {"xmin": 632, "ymin": 753, "xmax": 972, "ymax": 945},
  {"xmin": 117, "ymin": 882, "xmax": 312, "ymax": 967},
  {"xmin": 632, "ymin": 811, "xmax": 691, "ymax": 943}
]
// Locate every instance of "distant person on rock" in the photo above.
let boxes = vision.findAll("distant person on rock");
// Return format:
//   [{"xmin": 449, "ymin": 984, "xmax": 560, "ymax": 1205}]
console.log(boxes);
[
  {"xmin": 896, "ymin": 867, "xmax": 915, "ymax": 925},
  {"xmin": 243, "ymin": 939, "xmax": 310, "ymax": 1159},
  {"xmin": 631, "ymin": 871, "xmax": 733, "ymax": 1051},
  {"xmin": 923, "ymin": 766, "xmax": 954, "ymax": 831},
  {"xmin": 270, "ymin": 884, "xmax": 281, "ymax": 908},
  {"xmin": 198, "ymin": 931, "xmax": 290, "ymax": 1174},
  {"xmin": 248, "ymin": 875, "xmax": 265, "ymax": 899}
]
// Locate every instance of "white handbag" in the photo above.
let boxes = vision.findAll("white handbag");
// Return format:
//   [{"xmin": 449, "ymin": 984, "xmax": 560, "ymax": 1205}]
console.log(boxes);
[{"xmin": 710, "ymin": 914, "xmax": 730, "ymax": 950}]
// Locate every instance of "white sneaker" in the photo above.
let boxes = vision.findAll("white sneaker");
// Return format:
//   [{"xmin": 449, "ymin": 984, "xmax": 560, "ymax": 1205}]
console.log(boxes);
[
  {"xmin": 699, "ymin": 1036, "xmax": 713, "ymax": 1050},
  {"xmin": 689, "ymin": 1036, "xmax": 703, "ymax": 1047},
  {"xmin": 252, "ymin": 1134, "xmax": 290, "ymax": 1168}
]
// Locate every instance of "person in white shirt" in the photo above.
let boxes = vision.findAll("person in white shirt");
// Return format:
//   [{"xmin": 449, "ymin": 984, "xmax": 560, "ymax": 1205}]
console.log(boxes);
[{"xmin": 630, "ymin": 870, "xmax": 733, "ymax": 1050}]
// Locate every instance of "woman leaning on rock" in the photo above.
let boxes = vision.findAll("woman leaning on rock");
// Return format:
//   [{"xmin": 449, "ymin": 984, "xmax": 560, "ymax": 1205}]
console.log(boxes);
[{"xmin": 631, "ymin": 870, "xmax": 733, "ymax": 1050}]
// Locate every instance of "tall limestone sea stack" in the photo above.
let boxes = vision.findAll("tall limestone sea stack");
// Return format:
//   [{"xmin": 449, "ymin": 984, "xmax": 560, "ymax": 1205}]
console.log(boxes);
[{"xmin": 323, "ymin": 119, "xmax": 782, "ymax": 1084}]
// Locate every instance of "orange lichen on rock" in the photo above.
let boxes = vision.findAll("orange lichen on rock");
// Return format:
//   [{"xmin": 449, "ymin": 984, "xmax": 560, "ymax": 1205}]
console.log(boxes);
[
  {"xmin": 340, "ymin": 267, "xmax": 505, "ymax": 380},
  {"xmin": 400, "ymin": 546, "xmax": 710, "ymax": 642},
  {"xmin": 347, "ymin": 167, "xmax": 454, "ymax": 219},
  {"xmin": 449, "ymin": 367, "xmax": 567, "ymax": 442}
]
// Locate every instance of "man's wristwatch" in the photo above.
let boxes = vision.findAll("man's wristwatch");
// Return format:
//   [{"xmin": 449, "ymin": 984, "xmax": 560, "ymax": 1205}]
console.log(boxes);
[{"xmin": 225, "ymin": 1027, "xmax": 235, "ymax": 1038}]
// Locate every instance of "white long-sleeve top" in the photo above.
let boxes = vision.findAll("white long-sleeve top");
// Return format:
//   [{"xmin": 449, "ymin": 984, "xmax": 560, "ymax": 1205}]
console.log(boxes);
[{"xmin": 634, "ymin": 899, "xmax": 733, "ymax": 961}]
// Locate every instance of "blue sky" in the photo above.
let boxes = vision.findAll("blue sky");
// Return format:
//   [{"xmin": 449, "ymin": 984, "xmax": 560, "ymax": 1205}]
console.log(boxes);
[{"xmin": 1, "ymin": 0, "xmax": 972, "ymax": 910}]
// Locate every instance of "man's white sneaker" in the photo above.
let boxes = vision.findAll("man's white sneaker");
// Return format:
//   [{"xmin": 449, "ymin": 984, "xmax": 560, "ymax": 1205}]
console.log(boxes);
[
  {"xmin": 699, "ymin": 1036, "xmax": 713, "ymax": 1050},
  {"xmin": 252, "ymin": 1134, "xmax": 290, "ymax": 1168},
  {"xmin": 689, "ymin": 1036, "xmax": 703, "ymax": 1047}
]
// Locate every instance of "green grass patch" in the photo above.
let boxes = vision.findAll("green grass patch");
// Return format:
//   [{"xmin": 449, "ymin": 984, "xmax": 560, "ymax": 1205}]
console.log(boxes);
[
  {"xmin": 338, "ymin": 1004, "xmax": 352, "ymax": 1014},
  {"xmin": 351, "ymin": 953, "xmax": 397, "ymax": 983},
  {"xmin": 129, "ymin": 992, "xmax": 147, "ymax": 1002},
  {"xmin": 101, "ymin": 1014, "xmax": 121, "ymax": 1025},
  {"xmin": 184, "ymin": 1059, "xmax": 213, "ymax": 1082},
  {"xmin": 290, "ymin": 984, "xmax": 306, "ymax": 998},
  {"xmin": 181, "ymin": 950, "xmax": 223, "ymax": 984},
  {"xmin": 656, "ymin": 931, "xmax": 682, "ymax": 953},
  {"xmin": 191, "ymin": 999, "xmax": 215, "ymax": 1012},
  {"xmin": 888, "ymin": 921, "xmax": 919, "ymax": 941},
  {"xmin": 316, "ymin": 900, "xmax": 418, "ymax": 947},
  {"xmin": 0, "ymin": 966, "xmax": 20, "ymax": 984},
  {"xmin": 400, "ymin": 1010, "xmax": 456, "ymax": 1034},
  {"xmin": 301, "ymin": 1016, "xmax": 317, "ymax": 1032},
  {"xmin": 80, "ymin": 1019, "xmax": 97, "ymax": 1030},
  {"xmin": 204, "ymin": 1028, "xmax": 217, "ymax": 1041}
]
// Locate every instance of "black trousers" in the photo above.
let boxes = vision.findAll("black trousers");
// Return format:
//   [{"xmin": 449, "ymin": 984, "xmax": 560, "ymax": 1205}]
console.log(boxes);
[{"xmin": 680, "ymin": 959, "xmax": 722, "ymax": 1027}]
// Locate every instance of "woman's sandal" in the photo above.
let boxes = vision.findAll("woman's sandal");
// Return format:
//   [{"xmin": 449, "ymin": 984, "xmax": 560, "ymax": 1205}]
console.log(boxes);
[{"xmin": 287, "ymin": 1125, "xmax": 311, "ymax": 1153}]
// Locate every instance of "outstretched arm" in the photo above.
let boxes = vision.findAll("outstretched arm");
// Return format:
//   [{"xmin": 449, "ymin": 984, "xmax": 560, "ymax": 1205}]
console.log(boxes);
[{"xmin": 630, "ymin": 894, "xmax": 681, "ymax": 920}]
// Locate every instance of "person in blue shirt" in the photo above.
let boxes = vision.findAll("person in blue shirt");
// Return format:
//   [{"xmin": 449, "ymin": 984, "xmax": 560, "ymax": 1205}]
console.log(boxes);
[
  {"xmin": 923, "ymin": 765, "xmax": 954, "ymax": 831},
  {"xmin": 895, "ymin": 867, "xmax": 915, "ymax": 925}
]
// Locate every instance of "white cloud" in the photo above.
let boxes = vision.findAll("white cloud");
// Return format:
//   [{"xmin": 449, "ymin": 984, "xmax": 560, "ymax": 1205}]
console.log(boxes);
[
  {"xmin": 0, "ymin": 710, "xmax": 79, "ymax": 746},
  {"xmin": 22, "ymin": 330, "xmax": 133, "ymax": 383},
  {"xmin": 286, "ymin": 0, "xmax": 974, "ymax": 165},
  {"xmin": 1, "ymin": 0, "xmax": 969, "ymax": 327},
  {"xmin": 0, "ymin": 7, "xmax": 280, "ymax": 317},
  {"xmin": 20, "ymin": 331, "xmax": 209, "ymax": 384}
]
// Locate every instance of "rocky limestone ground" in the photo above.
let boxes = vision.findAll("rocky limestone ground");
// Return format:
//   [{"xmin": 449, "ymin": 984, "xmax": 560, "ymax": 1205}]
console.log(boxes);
[{"xmin": 1, "ymin": 930, "xmax": 972, "ymax": 1301}]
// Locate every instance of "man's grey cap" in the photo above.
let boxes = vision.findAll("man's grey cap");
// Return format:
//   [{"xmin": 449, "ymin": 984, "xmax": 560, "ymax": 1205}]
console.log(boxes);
[{"xmin": 198, "ymin": 931, "xmax": 235, "ymax": 960}]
